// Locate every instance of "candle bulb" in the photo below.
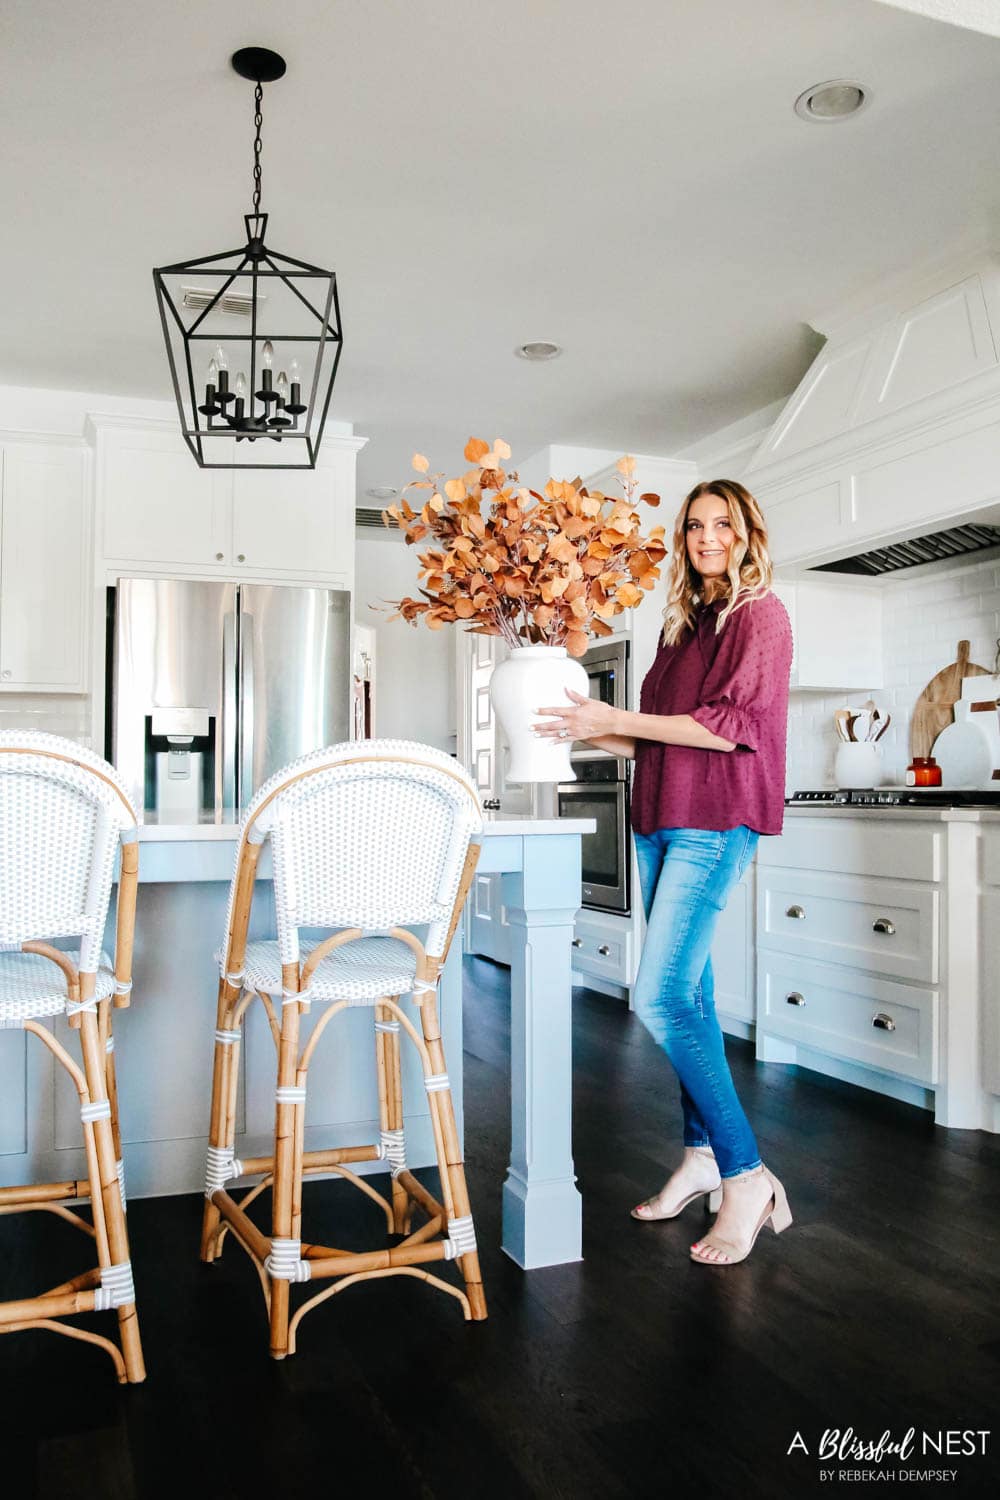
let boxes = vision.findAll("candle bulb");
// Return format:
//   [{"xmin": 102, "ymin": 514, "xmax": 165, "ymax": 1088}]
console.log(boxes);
[
  {"xmin": 215, "ymin": 346, "xmax": 230, "ymax": 399},
  {"xmin": 200, "ymin": 356, "xmax": 219, "ymax": 421},
  {"xmin": 234, "ymin": 371, "xmax": 246, "ymax": 421},
  {"xmin": 259, "ymin": 338, "xmax": 274, "ymax": 396},
  {"xmin": 287, "ymin": 357, "xmax": 304, "ymax": 417},
  {"xmin": 276, "ymin": 370, "xmax": 288, "ymax": 402}
]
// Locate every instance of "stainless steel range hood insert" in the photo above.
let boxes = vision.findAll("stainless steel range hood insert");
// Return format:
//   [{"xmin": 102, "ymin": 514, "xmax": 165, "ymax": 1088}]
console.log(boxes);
[{"xmin": 811, "ymin": 522, "xmax": 1000, "ymax": 577}]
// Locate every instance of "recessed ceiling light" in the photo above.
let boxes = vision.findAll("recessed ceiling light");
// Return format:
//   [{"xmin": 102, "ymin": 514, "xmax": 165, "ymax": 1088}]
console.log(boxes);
[
  {"xmin": 794, "ymin": 80, "xmax": 869, "ymax": 122},
  {"xmin": 365, "ymin": 485, "xmax": 398, "ymax": 500},
  {"xmin": 515, "ymin": 341, "xmax": 562, "ymax": 361}
]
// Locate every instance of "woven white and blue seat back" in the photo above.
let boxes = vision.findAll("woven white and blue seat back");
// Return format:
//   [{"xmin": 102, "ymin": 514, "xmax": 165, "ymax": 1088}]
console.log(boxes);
[
  {"xmin": 234, "ymin": 739, "xmax": 482, "ymax": 965},
  {"xmin": 0, "ymin": 732, "xmax": 138, "ymax": 973}
]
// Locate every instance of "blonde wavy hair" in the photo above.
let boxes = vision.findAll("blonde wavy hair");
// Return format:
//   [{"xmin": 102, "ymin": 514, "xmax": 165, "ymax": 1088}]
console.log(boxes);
[{"xmin": 660, "ymin": 479, "xmax": 773, "ymax": 646}]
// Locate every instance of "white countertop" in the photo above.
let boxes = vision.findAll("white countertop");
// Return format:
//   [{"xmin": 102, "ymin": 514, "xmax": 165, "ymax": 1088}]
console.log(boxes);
[{"xmin": 137, "ymin": 813, "xmax": 596, "ymax": 843}]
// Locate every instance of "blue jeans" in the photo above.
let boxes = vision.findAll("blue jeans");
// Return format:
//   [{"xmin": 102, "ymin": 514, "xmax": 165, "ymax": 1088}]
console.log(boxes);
[{"xmin": 632, "ymin": 825, "xmax": 761, "ymax": 1178}]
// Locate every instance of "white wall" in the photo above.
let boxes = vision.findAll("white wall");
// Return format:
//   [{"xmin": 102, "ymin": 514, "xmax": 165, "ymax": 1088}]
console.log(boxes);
[
  {"xmin": 786, "ymin": 554, "xmax": 1000, "ymax": 790},
  {"xmin": 354, "ymin": 532, "xmax": 456, "ymax": 752}
]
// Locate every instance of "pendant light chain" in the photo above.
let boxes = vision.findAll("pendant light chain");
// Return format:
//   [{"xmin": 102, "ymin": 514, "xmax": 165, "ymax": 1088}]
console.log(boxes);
[{"xmin": 252, "ymin": 80, "xmax": 264, "ymax": 215}]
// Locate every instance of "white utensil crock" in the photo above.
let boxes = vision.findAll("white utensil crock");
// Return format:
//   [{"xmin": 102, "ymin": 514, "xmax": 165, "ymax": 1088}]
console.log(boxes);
[
  {"xmin": 834, "ymin": 740, "xmax": 880, "ymax": 790},
  {"xmin": 490, "ymin": 644, "xmax": 589, "ymax": 783}
]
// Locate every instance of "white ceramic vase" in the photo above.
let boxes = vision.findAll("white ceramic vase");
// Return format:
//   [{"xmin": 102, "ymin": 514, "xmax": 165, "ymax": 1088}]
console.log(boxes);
[
  {"xmin": 834, "ymin": 740, "xmax": 880, "ymax": 790},
  {"xmin": 490, "ymin": 644, "xmax": 589, "ymax": 784}
]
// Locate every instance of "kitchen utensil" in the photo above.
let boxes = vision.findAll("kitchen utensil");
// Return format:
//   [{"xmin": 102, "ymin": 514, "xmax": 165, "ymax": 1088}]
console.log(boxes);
[
  {"xmin": 874, "ymin": 712, "xmax": 892, "ymax": 743},
  {"xmin": 931, "ymin": 701, "xmax": 993, "ymax": 788},
  {"xmin": 910, "ymin": 640, "xmax": 991, "ymax": 760},
  {"xmin": 834, "ymin": 707, "xmax": 853, "ymax": 743},
  {"xmin": 852, "ymin": 707, "xmax": 874, "ymax": 744}
]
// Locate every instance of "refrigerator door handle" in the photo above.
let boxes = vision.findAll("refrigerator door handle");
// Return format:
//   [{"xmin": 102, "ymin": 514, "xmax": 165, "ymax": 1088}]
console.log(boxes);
[
  {"xmin": 238, "ymin": 614, "xmax": 255, "ymax": 811},
  {"xmin": 221, "ymin": 612, "xmax": 238, "ymax": 812}
]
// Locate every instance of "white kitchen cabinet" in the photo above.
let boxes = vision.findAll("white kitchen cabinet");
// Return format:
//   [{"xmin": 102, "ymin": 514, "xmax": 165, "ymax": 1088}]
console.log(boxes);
[
  {"xmin": 712, "ymin": 865, "xmax": 756, "ymax": 1026},
  {"xmin": 98, "ymin": 422, "xmax": 231, "ymax": 568},
  {"xmin": 95, "ymin": 419, "xmax": 358, "ymax": 583},
  {"xmin": 0, "ymin": 443, "xmax": 89, "ymax": 692},
  {"xmin": 770, "ymin": 578, "xmax": 883, "ymax": 691},
  {"xmin": 571, "ymin": 908, "xmax": 632, "ymax": 988},
  {"xmin": 231, "ymin": 446, "xmax": 354, "ymax": 581},
  {"xmin": 981, "ymin": 830, "xmax": 1000, "ymax": 1097}
]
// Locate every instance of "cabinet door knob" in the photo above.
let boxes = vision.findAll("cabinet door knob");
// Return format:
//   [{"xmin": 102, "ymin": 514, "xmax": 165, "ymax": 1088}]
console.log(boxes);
[
  {"xmin": 872, "ymin": 1012, "xmax": 896, "ymax": 1032},
  {"xmin": 597, "ymin": 943, "xmax": 611, "ymax": 957},
  {"xmin": 237, "ymin": 553, "xmax": 246, "ymax": 563},
  {"xmin": 571, "ymin": 938, "xmax": 583, "ymax": 949},
  {"xmin": 215, "ymin": 552, "xmax": 224, "ymax": 561},
  {"xmin": 872, "ymin": 917, "xmax": 895, "ymax": 936},
  {"xmin": 786, "ymin": 991, "xmax": 806, "ymax": 1006},
  {"xmin": 1, "ymin": 669, "xmax": 10, "ymax": 680},
  {"xmin": 786, "ymin": 904, "xmax": 805, "ymax": 919}
]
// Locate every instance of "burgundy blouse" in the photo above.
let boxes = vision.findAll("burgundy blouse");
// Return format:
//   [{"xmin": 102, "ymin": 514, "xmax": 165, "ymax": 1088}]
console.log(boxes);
[{"xmin": 630, "ymin": 591, "xmax": 792, "ymax": 838}]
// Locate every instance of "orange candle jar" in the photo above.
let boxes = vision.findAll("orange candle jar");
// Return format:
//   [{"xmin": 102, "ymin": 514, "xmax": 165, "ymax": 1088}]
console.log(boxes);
[{"xmin": 906, "ymin": 756, "xmax": 942, "ymax": 787}]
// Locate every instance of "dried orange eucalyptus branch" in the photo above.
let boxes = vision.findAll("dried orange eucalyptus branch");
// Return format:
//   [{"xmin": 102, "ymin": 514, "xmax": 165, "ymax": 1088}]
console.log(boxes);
[{"xmin": 379, "ymin": 438, "xmax": 665, "ymax": 657}]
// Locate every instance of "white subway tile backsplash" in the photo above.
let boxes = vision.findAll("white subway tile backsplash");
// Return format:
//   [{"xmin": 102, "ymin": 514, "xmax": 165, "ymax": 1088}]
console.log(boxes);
[{"xmin": 787, "ymin": 558, "xmax": 1000, "ymax": 789}]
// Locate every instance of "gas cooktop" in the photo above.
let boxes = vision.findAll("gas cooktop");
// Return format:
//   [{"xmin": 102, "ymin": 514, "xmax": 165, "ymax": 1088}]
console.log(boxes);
[{"xmin": 787, "ymin": 788, "xmax": 1000, "ymax": 808}]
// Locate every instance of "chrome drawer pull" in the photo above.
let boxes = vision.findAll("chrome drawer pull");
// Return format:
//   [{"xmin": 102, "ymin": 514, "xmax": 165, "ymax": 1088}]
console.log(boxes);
[
  {"xmin": 872, "ymin": 918, "xmax": 895, "ymax": 936},
  {"xmin": 786, "ymin": 992, "xmax": 806, "ymax": 1007},
  {"xmin": 597, "ymin": 944, "xmax": 611, "ymax": 957},
  {"xmin": 786, "ymin": 904, "xmax": 805, "ymax": 919},
  {"xmin": 872, "ymin": 1012, "xmax": 896, "ymax": 1032},
  {"xmin": 571, "ymin": 938, "xmax": 583, "ymax": 949}
]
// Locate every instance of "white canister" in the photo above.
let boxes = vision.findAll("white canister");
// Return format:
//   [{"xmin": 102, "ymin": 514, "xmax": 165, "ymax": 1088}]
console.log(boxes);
[
  {"xmin": 490, "ymin": 644, "xmax": 589, "ymax": 783},
  {"xmin": 834, "ymin": 740, "xmax": 880, "ymax": 790}
]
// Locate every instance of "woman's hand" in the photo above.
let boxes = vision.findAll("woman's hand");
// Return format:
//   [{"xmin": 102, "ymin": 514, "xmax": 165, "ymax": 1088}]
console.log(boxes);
[{"xmin": 534, "ymin": 689, "xmax": 622, "ymax": 743}]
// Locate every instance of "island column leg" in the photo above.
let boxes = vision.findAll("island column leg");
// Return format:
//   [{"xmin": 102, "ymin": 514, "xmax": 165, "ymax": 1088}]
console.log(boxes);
[{"xmin": 501, "ymin": 832, "xmax": 583, "ymax": 1269}]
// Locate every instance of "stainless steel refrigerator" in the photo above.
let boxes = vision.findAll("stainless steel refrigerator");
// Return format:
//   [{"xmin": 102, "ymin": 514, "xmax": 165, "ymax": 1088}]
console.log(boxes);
[{"xmin": 110, "ymin": 577, "xmax": 352, "ymax": 820}]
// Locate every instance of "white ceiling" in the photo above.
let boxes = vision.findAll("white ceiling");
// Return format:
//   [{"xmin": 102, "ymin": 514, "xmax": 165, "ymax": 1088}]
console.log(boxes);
[{"xmin": 5, "ymin": 0, "xmax": 1000, "ymax": 494}]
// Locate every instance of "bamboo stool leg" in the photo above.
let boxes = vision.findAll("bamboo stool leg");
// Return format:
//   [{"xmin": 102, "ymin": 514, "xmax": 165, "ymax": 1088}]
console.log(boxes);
[
  {"xmin": 200, "ymin": 978, "xmax": 242, "ymax": 1262},
  {"xmin": 99, "ymin": 1000, "xmax": 127, "ymax": 1212},
  {"xmin": 375, "ymin": 998, "xmax": 409, "ymax": 1232},
  {"xmin": 79, "ymin": 1002, "xmax": 145, "ymax": 1381},
  {"xmin": 417, "ymin": 989, "xmax": 487, "ymax": 1322},
  {"xmin": 268, "ymin": 971, "xmax": 304, "ymax": 1360}
]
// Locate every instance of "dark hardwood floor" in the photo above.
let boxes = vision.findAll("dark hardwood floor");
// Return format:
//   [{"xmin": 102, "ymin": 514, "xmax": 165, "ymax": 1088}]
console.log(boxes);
[{"xmin": 2, "ymin": 956, "xmax": 998, "ymax": 1498}]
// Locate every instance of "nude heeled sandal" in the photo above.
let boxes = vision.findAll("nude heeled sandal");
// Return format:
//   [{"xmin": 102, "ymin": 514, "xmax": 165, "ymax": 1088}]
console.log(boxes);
[
  {"xmin": 689, "ymin": 1166, "xmax": 792, "ymax": 1265},
  {"xmin": 631, "ymin": 1148, "xmax": 724, "ymax": 1222}
]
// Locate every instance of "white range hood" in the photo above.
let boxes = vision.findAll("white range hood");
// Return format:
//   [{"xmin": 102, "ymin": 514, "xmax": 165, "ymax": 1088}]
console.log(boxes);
[{"xmin": 745, "ymin": 250, "xmax": 1000, "ymax": 569}]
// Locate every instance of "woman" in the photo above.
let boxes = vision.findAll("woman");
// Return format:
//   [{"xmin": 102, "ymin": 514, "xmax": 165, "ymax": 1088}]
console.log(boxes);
[{"xmin": 535, "ymin": 478, "xmax": 793, "ymax": 1266}]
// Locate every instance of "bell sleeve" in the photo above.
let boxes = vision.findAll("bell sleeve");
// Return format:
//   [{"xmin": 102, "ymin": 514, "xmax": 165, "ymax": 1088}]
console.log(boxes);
[{"xmin": 689, "ymin": 596, "xmax": 792, "ymax": 752}]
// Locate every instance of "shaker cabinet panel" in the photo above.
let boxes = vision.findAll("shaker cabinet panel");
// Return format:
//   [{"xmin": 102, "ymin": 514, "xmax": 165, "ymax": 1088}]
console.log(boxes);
[
  {"xmin": 0, "ymin": 444, "xmax": 88, "ymax": 692},
  {"xmin": 758, "ymin": 868, "xmax": 939, "ymax": 984},
  {"xmin": 770, "ymin": 579, "xmax": 883, "ymax": 691},
  {"xmin": 101, "ymin": 426, "xmax": 231, "ymax": 567},
  {"xmin": 232, "ymin": 451, "xmax": 354, "ymax": 580}
]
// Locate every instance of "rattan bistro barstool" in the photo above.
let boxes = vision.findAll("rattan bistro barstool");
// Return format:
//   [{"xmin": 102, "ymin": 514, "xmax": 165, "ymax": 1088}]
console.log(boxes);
[
  {"xmin": 0, "ymin": 732, "xmax": 144, "ymax": 1383},
  {"xmin": 199, "ymin": 740, "xmax": 486, "ymax": 1357}
]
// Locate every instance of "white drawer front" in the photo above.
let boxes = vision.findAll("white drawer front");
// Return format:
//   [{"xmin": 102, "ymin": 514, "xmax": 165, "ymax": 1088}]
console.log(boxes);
[
  {"xmin": 758, "ymin": 956, "xmax": 938, "ymax": 1084},
  {"xmin": 761, "ymin": 819, "xmax": 942, "ymax": 882},
  {"xmin": 758, "ymin": 870, "xmax": 939, "ymax": 983},
  {"xmin": 572, "ymin": 913, "xmax": 631, "ymax": 985}
]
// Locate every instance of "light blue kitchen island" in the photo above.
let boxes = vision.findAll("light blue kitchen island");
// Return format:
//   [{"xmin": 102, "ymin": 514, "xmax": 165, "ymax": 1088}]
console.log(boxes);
[{"xmin": 0, "ymin": 815, "xmax": 593, "ymax": 1272}]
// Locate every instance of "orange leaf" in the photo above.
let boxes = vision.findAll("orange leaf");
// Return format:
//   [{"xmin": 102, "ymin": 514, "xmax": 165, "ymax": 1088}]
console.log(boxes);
[
  {"xmin": 444, "ymin": 478, "xmax": 467, "ymax": 503},
  {"xmin": 616, "ymin": 455, "xmax": 636, "ymax": 477},
  {"xmin": 464, "ymin": 438, "xmax": 490, "ymax": 463},
  {"xmin": 493, "ymin": 438, "xmax": 512, "ymax": 461},
  {"xmin": 412, "ymin": 453, "xmax": 430, "ymax": 473},
  {"xmin": 640, "ymin": 491, "xmax": 660, "ymax": 506},
  {"xmin": 565, "ymin": 630, "xmax": 589, "ymax": 657}
]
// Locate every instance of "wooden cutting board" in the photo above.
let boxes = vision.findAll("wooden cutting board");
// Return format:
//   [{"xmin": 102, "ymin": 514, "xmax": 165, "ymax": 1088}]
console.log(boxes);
[{"xmin": 910, "ymin": 640, "xmax": 992, "ymax": 759}]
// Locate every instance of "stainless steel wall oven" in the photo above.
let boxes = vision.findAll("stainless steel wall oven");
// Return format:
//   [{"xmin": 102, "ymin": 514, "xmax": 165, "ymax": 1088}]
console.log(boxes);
[{"xmin": 556, "ymin": 639, "xmax": 631, "ymax": 914}]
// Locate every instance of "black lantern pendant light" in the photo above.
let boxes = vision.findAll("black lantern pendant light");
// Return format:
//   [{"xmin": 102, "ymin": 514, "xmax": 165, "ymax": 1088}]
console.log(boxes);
[{"xmin": 152, "ymin": 48, "xmax": 343, "ymax": 469}]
